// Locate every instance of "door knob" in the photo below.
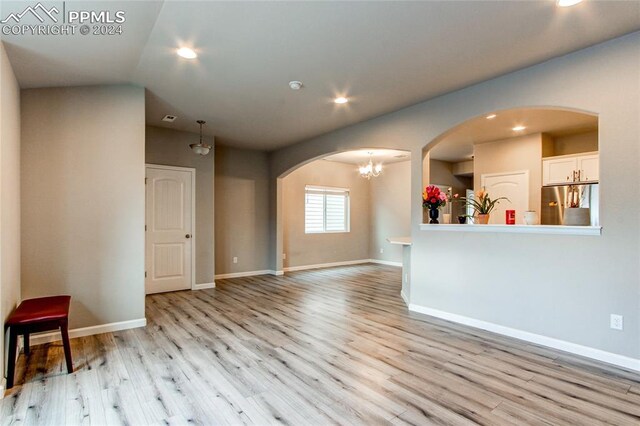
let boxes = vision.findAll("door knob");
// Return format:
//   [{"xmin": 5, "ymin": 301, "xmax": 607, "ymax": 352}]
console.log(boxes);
[{"xmin": 185, "ymin": 234, "xmax": 191, "ymax": 239}]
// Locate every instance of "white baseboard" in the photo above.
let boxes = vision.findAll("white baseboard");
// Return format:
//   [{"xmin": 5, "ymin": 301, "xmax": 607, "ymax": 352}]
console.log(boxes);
[
  {"xmin": 215, "ymin": 270, "xmax": 274, "ymax": 280},
  {"xmin": 29, "ymin": 318, "xmax": 147, "ymax": 346},
  {"xmin": 369, "ymin": 259, "xmax": 403, "ymax": 267},
  {"xmin": 283, "ymin": 259, "xmax": 370, "ymax": 272},
  {"xmin": 400, "ymin": 290, "xmax": 409, "ymax": 306},
  {"xmin": 0, "ymin": 378, "xmax": 4, "ymax": 399},
  {"xmin": 193, "ymin": 282, "xmax": 216, "ymax": 290},
  {"xmin": 409, "ymin": 304, "xmax": 640, "ymax": 372},
  {"xmin": 216, "ymin": 262, "xmax": 399, "ymax": 279},
  {"xmin": 283, "ymin": 259, "xmax": 402, "ymax": 272}
]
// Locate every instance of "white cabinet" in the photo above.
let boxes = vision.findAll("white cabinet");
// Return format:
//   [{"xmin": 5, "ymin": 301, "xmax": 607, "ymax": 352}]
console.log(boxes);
[
  {"xmin": 543, "ymin": 157, "xmax": 577, "ymax": 185},
  {"xmin": 577, "ymin": 154, "xmax": 599, "ymax": 183},
  {"xmin": 542, "ymin": 152, "xmax": 599, "ymax": 186}
]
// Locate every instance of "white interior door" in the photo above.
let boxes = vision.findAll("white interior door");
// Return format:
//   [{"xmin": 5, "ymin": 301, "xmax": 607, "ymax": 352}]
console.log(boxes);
[
  {"xmin": 145, "ymin": 165, "xmax": 194, "ymax": 294},
  {"xmin": 481, "ymin": 171, "xmax": 529, "ymax": 224}
]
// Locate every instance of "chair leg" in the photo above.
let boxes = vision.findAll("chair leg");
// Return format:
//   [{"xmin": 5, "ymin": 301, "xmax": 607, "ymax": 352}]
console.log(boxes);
[
  {"xmin": 6, "ymin": 328, "xmax": 18, "ymax": 389},
  {"xmin": 23, "ymin": 333, "xmax": 30, "ymax": 356},
  {"xmin": 60, "ymin": 321, "xmax": 73, "ymax": 374}
]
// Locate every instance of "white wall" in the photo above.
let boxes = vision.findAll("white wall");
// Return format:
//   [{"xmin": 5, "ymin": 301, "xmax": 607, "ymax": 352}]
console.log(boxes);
[
  {"xmin": 369, "ymin": 161, "xmax": 411, "ymax": 264},
  {"xmin": 0, "ymin": 42, "xmax": 21, "ymax": 383},
  {"xmin": 21, "ymin": 85, "xmax": 146, "ymax": 329},
  {"xmin": 146, "ymin": 125, "xmax": 215, "ymax": 284},
  {"xmin": 270, "ymin": 32, "xmax": 640, "ymax": 362}
]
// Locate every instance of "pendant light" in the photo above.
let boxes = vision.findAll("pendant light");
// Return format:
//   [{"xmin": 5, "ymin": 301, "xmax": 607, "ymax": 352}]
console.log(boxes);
[{"xmin": 190, "ymin": 120, "xmax": 212, "ymax": 156}]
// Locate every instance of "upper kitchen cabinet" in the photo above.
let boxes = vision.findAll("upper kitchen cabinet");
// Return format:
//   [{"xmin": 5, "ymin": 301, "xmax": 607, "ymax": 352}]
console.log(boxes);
[
  {"xmin": 578, "ymin": 153, "xmax": 599, "ymax": 183},
  {"xmin": 543, "ymin": 152, "xmax": 599, "ymax": 186}
]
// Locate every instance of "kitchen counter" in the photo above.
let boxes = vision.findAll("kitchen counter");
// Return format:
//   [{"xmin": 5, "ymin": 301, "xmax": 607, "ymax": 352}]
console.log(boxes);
[{"xmin": 387, "ymin": 236, "xmax": 412, "ymax": 246}]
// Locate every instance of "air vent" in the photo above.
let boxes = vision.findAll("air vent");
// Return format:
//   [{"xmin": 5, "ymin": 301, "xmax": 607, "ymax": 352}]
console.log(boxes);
[
  {"xmin": 394, "ymin": 154, "xmax": 409, "ymax": 158},
  {"xmin": 162, "ymin": 115, "xmax": 177, "ymax": 122}
]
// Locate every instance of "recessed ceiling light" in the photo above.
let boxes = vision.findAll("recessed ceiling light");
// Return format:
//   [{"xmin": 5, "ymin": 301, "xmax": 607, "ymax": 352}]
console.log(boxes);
[
  {"xmin": 334, "ymin": 97, "xmax": 349, "ymax": 104},
  {"xmin": 557, "ymin": 0, "xmax": 583, "ymax": 7},
  {"xmin": 512, "ymin": 125, "xmax": 526, "ymax": 131},
  {"xmin": 486, "ymin": 114, "xmax": 497, "ymax": 120},
  {"xmin": 177, "ymin": 47, "xmax": 197, "ymax": 59}
]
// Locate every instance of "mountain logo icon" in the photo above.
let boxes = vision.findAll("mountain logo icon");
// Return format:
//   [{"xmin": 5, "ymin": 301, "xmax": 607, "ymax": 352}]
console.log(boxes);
[{"xmin": 1, "ymin": 2, "xmax": 59, "ymax": 24}]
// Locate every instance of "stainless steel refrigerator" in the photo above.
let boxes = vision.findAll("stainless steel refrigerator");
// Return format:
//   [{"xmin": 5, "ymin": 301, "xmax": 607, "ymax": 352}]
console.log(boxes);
[{"xmin": 541, "ymin": 184, "xmax": 599, "ymax": 226}]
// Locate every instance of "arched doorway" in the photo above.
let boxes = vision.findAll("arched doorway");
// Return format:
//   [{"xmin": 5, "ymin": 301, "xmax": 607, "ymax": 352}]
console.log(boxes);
[{"xmin": 275, "ymin": 148, "xmax": 411, "ymax": 274}]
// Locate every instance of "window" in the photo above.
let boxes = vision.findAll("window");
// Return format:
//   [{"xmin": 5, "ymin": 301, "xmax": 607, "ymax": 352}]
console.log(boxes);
[{"xmin": 305, "ymin": 186, "xmax": 350, "ymax": 233}]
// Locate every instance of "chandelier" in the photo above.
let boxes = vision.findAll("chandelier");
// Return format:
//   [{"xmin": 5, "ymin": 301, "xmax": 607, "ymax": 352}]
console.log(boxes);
[
  {"xmin": 359, "ymin": 153, "xmax": 383, "ymax": 179},
  {"xmin": 190, "ymin": 120, "xmax": 212, "ymax": 156}
]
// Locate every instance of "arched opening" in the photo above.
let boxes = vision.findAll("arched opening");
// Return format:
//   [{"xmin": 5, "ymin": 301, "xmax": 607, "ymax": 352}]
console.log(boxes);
[
  {"xmin": 422, "ymin": 107, "xmax": 599, "ymax": 226},
  {"xmin": 275, "ymin": 148, "xmax": 411, "ymax": 274}
]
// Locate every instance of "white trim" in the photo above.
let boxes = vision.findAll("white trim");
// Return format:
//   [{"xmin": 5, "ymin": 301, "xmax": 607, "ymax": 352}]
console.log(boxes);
[
  {"xmin": 419, "ymin": 223, "xmax": 602, "ymax": 236},
  {"xmin": 145, "ymin": 164, "xmax": 198, "ymax": 292},
  {"xmin": 283, "ymin": 259, "xmax": 370, "ymax": 272},
  {"xmin": 29, "ymin": 318, "xmax": 147, "ymax": 346},
  {"xmin": 408, "ymin": 304, "xmax": 640, "ymax": 372},
  {"xmin": 305, "ymin": 185, "xmax": 350, "ymax": 193},
  {"xmin": 0, "ymin": 378, "xmax": 5, "ymax": 399},
  {"xmin": 542, "ymin": 150, "xmax": 599, "ymax": 161},
  {"xmin": 193, "ymin": 282, "xmax": 216, "ymax": 290},
  {"xmin": 145, "ymin": 164, "xmax": 196, "ymax": 173},
  {"xmin": 215, "ymin": 262, "xmax": 399, "ymax": 279},
  {"xmin": 283, "ymin": 259, "xmax": 403, "ymax": 272},
  {"xmin": 400, "ymin": 290, "xmax": 409, "ymax": 306},
  {"xmin": 215, "ymin": 270, "xmax": 274, "ymax": 279},
  {"xmin": 369, "ymin": 259, "xmax": 403, "ymax": 267}
]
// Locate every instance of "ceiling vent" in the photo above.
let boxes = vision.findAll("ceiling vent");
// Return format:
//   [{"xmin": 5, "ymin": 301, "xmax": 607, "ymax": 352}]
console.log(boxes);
[{"xmin": 162, "ymin": 115, "xmax": 177, "ymax": 122}]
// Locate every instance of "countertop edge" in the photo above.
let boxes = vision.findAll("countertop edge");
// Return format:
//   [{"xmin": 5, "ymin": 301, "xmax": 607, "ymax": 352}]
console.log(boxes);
[{"xmin": 418, "ymin": 224, "xmax": 601, "ymax": 236}]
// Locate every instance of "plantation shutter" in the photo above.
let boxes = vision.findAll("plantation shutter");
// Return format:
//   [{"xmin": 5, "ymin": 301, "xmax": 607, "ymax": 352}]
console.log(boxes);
[
  {"xmin": 305, "ymin": 186, "xmax": 350, "ymax": 233},
  {"xmin": 304, "ymin": 191, "xmax": 325, "ymax": 233}
]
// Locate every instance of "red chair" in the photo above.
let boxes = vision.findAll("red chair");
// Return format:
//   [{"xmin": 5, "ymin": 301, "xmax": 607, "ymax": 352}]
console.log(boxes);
[{"xmin": 4, "ymin": 295, "xmax": 73, "ymax": 389}]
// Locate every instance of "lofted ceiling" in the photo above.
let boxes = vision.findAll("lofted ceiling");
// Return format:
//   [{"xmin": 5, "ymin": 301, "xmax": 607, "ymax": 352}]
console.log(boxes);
[{"xmin": 2, "ymin": 1, "xmax": 639, "ymax": 150}]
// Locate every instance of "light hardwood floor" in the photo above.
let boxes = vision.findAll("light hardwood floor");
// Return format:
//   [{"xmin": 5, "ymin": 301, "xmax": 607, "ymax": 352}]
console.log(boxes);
[{"xmin": 2, "ymin": 264, "xmax": 640, "ymax": 425}]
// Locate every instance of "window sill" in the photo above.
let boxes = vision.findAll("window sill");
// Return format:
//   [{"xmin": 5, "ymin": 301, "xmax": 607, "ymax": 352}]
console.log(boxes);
[{"xmin": 419, "ymin": 224, "xmax": 601, "ymax": 236}]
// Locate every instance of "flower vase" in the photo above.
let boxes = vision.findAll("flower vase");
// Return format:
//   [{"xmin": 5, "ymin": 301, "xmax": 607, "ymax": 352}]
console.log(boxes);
[
  {"xmin": 429, "ymin": 206, "xmax": 439, "ymax": 224},
  {"xmin": 475, "ymin": 213, "xmax": 490, "ymax": 224}
]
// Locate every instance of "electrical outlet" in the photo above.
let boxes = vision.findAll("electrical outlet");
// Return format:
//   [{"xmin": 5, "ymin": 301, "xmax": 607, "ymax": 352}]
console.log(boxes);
[
  {"xmin": 283, "ymin": 253, "xmax": 286, "ymax": 260},
  {"xmin": 610, "ymin": 314, "xmax": 623, "ymax": 330},
  {"xmin": 233, "ymin": 257, "xmax": 238, "ymax": 264},
  {"xmin": 379, "ymin": 248, "xmax": 384, "ymax": 254}
]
